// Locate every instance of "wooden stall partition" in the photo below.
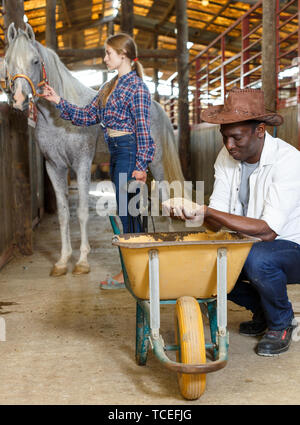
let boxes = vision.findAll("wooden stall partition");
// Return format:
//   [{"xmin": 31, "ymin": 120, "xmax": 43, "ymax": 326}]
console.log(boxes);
[
  {"xmin": 276, "ymin": 106, "xmax": 298, "ymax": 149},
  {"xmin": 0, "ymin": 103, "xmax": 14, "ymax": 269},
  {"xmin": 8, "ymin": 106, "xmax": 33, "ymax": 257},
  {"xmin": 0, "ymin": 104, "xmax": 45, "ymax": 271},
  {"xmin": 28, "ymin": 126, "xmax": 44, "ymax": 228},
  {"xmin": 190, "ymin": 123, "xmax": 223, "ymax": 201}
]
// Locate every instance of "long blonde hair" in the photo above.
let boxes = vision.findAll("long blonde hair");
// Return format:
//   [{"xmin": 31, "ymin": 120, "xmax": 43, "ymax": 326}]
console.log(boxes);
[{"xmin": 99, "ymin": 33, "xmax": 144, "ymax": 107}]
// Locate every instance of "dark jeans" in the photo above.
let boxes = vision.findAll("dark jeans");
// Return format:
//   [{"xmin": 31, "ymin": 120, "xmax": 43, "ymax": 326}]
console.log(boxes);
[
  {"xmin": 108, "ymin": 134, "xmax": 142, "ymax": 234},
  {"xmin": 228, "ymin": 239, "xmax": 300, "ymax": 330}
]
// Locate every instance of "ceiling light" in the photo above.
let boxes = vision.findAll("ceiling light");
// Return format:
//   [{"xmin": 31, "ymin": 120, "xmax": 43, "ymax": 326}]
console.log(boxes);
[{"xmin": 202, "ymin": 0, "xmax": 209, "ymax": 6}]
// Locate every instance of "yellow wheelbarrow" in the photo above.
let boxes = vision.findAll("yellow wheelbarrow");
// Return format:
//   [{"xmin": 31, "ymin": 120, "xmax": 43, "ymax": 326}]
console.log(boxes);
[{"xmin": 110, "ymin": 217, "xmax": 259, "ymax": 400}]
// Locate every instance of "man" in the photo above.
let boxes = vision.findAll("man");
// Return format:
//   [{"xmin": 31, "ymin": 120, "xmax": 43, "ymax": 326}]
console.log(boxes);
[{"xmin": 163, "ymin": 88, "xmax": 300, "ymax": 356}]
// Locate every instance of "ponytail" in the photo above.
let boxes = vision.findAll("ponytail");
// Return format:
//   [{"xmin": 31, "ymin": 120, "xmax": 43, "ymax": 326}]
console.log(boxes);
[{"xmin": 131, "ymin": 59, "xmax": 144, "ymax": 79}]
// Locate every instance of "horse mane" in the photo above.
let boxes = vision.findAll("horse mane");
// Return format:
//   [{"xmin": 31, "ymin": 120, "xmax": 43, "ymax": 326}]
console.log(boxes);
[{"xmin": 35, "ymin": 41, "xmax": 97, "ymax": 106}]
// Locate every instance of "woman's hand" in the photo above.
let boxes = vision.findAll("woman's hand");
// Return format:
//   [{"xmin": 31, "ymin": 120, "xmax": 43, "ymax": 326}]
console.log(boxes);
[
  {"xmin": 39, "ymin": 83, "xmax": 61, "ymax": 104},
  {"xmin": 132, "ymin": 170, "xmax": 147, "ymax": 183}
]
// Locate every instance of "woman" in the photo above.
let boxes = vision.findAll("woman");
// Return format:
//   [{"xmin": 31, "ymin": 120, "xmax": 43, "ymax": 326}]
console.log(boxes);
[{"xmin": 41, "ymin": 33, "xmax": 155, "ymax": 288}]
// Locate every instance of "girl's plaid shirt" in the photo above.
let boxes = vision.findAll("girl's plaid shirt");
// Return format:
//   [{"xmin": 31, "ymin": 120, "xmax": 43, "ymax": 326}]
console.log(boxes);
[{"xmin": 56, "ymin": 70, "xmax": 156, "ymax": 171}]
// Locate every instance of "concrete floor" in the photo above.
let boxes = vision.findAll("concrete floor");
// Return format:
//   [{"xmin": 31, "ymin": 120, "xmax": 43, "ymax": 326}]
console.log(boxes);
[{"xmin": 1, "ymin": 182, "xmax": 300, "ymax": 405}]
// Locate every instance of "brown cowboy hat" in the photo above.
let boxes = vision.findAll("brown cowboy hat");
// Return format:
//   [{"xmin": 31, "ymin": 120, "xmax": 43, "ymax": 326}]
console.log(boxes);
[{"xmin": 201, "ymin": 88, "xmax": 283, "ymax": 126}]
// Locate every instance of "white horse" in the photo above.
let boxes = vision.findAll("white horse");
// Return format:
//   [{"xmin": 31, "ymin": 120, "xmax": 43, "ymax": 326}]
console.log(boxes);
[{"xmin": 4, "ymin": 23, "xmax": 185, "ymax": 277}]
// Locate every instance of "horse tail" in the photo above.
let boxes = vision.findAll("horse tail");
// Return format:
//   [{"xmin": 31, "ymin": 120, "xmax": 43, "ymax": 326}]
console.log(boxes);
[{"xmin": 153, "ymin": 101, "xmax": 185, "ymax": 184}]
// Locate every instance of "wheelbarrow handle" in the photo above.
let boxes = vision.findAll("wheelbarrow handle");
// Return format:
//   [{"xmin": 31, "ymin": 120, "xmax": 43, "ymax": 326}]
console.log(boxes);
[{"xmin": 152, "ymin": 337, "xmax": 227, "ymax": 374}]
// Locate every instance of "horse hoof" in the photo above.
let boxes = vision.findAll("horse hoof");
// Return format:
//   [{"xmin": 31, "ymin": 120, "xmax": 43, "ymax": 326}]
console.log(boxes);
[
  {"xmin": 50, "ymin": 265, "xmax": 68, "ymax": 277},
  {"xmin": 72, "ymin": 263, "xmax": 90, "ymax": 275}
]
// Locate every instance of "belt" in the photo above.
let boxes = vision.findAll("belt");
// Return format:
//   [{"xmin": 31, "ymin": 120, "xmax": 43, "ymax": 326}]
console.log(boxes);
[{"xmin": 107, "ymin": 128, "xmax": 133, "ymax": 137}]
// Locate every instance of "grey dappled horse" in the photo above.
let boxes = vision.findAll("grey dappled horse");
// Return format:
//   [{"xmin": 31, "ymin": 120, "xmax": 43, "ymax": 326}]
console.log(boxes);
[{"xmin": 4, "ymin": 23, "xmax": 184, "ymax": 277}]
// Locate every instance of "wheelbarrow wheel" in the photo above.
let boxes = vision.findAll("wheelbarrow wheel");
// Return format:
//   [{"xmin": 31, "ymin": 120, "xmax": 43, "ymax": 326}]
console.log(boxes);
[{"xmin": 175, "ymin": 296, "xmax": 206, "ymax": 400}]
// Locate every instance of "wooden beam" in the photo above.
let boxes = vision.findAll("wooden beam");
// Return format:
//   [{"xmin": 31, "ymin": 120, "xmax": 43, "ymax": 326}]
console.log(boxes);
[
  {"xmin": 10, "ymin": 108, "xmax": 33, "ymax": 255},
  {"xmin": 156, "ymin": 0, "xmax": 175, "ymax": 29},
  {"xmin": 197, "ymin": 0, "xmax": 232, "ymax": 36},
  {"xmin": 98, "ymin": 0, "xmax": 106, "ymax": 44},
  {"xmin": 3, "ymin": 0, "xmax": 25, "ymax": 40},
  {"xmin": 35, "ymin": 14, "xmax": 114, "ymax": 39},
  {"xmin": 46, "ymin": 0, "xmax": 57, "ymax": 50},
  {"xmin": 57, "ymin": 47, "xmax": 177, "ymax": 60},
  {"xmin": 60, "ymin": 0, "xmax": 72, "ymax": 27},
  {"xmin": 121, "ymin": 0, "xmax": 133, "ymax": 36},
  {"xmin": 33, "ymin": 13, "xmax": 240, "ymax": 50},
  {"xmin": 153, "ymin": 33, "xmax": 159, "ymax": 103},
  {"xmin": 262, "ymin": 0, "xmax": 276, "ymax": 112},
  {"xmin": 176, "ymin": 0, "xmax": 191, "ymax": 180}
]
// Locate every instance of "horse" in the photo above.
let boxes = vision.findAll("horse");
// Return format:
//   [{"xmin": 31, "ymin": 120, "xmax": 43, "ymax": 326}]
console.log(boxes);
[{"xmin": 4, "ymin": 22, "xmax": 185, "ymax": 277}]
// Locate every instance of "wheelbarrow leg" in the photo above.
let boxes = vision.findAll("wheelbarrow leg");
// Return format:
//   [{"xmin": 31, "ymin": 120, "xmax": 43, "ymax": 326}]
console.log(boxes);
[
  {"xmin": 207, "ymin": 300, "xmax": 218, "ymax": 360},
  {"xmin": 216, "ymin": 248, "xmax": 229, "ymax": 360},
  {"xmin": 136, "ymin": 301, "xmax": 150, "ymax": 366}
]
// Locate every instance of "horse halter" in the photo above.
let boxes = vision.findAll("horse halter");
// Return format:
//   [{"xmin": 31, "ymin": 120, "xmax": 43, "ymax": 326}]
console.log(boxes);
[{"xmin": 8, "ymin": 61, "xmax": 48, "ymax": 97}]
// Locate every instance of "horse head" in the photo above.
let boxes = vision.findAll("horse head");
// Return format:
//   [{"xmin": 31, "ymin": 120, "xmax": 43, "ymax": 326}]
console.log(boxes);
[{"xmin": 5, "ymin": 23, "xmax": 47, "ymax": 111}]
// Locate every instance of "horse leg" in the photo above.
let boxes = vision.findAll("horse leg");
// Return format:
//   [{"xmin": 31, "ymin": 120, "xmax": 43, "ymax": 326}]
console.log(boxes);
[
  {"xmin": 72, "ymin": 162, "xmax": 91, "ymax": 275},
  {"xmin": 46, "ymin": 162, "xmax": 72, "ymax": 277}
]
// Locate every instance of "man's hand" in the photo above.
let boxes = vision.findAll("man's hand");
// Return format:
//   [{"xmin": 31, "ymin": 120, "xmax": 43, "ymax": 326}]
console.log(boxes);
[
  {"xmin": 162, "ymin": 198, "xmax": 207, "ymax": 225},
  {"xmin": 182, "ymin": 204, "xmax": 207, "ymax": 225}
]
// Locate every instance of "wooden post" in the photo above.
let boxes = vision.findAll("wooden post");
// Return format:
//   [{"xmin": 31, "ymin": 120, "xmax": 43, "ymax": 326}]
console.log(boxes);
[
  {"xmin": 220, "ymin": 36, "xmax": 226, "ymax": 102},
  {"xmin": 121, "ymin": 0, "xmax": 133, "ymax": 36},
  {"xmin": 46, "ymin": 0, "xmax": 57, "ymax": 50},
  {"xmin": 262, "ymin": 0, "xmax": 276, "ymax": 112},
  {"xmin": 3, "ymin": 0, "xmax": 33, "ymax": 255},
  {"xmin": 3, "ymin": 0, "xmax": 25, "ymax": 35},
  {"xmin": 175, "ymin": 0, "xmax": 191, "ymax": 180},
  {"xmin": 107, "ymin": 21, "xmax": 114, "ymax": 36},
  {"xmin": 195, "ymin": 58, "xmax": 200, "ymax": 124},
  {"xmin": 10, "ymin": 109, "xmax": 33, "ymax": 255},
  {"xmin": 153, "ymin": 34, "xmax": 160, "ymax": 103},
  {"xmin": 241, "ymin": 16, "xmax": 250, "ymax": 88}
]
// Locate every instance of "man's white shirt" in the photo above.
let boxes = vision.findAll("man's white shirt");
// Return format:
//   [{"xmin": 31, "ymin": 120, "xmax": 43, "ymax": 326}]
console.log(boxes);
[{"xmin": 209, "ymin": 131, "xmax": 300, "ymax": 245}]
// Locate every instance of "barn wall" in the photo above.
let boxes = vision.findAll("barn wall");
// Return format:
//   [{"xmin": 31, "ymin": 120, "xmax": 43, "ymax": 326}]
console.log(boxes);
[
  {"xmin": 277, "ymin": 105, "xmax": 298, "ymax": 149},
  {"xmin": 0, "ymin": 104, "xmax": 14, "ymax": 269},
  {"xmin": 0, "ymin": 103, "xmax": 44, "ymax": 270},
  {"xmin": 190, "ymin": 106, "xmax": 299, "ymax": 199},
  {"xmin": 29, "ymin": 126, "xmax": 44, "ymax": 226}
]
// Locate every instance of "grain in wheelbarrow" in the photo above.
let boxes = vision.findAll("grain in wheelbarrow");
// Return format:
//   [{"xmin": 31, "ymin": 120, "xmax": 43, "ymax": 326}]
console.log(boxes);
[{"xmin": 113, "ymin": 231, "xmax": 259, "ymax": 299}]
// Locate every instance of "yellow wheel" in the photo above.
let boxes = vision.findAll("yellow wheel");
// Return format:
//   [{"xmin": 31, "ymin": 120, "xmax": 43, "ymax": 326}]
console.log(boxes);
[{"xmin": 175, "ymin": 296, "xmax": 206, "ymax": 400}]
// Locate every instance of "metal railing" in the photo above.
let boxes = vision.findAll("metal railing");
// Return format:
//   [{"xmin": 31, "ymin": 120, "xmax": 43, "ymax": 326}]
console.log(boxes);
[
  {"xmin": 190, "ymin": 0, "xmax": 263, "ymax": 123},
  {"xmin": 276, "ymin": 0, "xmax": 300, "ymax": 108},
  {"xmin": 164, "ymin": 0, "xmax": 300, "ymax": 128}
]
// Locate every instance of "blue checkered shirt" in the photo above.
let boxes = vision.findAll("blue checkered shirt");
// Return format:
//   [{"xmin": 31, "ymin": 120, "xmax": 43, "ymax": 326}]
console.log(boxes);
[{"xmin": 56, "ymin": 70, "xmax": 156, "ymax": 171}]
